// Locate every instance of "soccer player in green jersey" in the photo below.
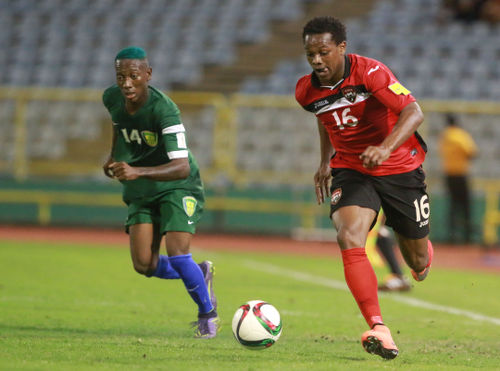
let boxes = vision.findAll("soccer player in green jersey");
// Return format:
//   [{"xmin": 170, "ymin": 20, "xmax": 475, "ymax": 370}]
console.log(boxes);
[{"xmin": 102, "ymin": 46, "xmax": 219, "ymax": 338}]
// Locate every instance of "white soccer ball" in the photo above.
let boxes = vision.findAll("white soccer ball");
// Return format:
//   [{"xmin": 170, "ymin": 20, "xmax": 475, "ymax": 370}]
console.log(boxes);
[{"xmin": 231, "ymin": 300, "xmax": 282, "ymax": 350}]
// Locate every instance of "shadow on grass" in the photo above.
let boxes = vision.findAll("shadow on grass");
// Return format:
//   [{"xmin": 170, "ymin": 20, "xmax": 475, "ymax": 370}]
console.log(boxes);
[{"xmin": 0, "ymin": 323, "xmax": 187, "ymax": 339}]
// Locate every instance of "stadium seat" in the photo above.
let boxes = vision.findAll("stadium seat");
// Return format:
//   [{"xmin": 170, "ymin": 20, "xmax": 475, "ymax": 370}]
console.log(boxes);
[
  {"xmin": 0, "ymin": 0, "xmax": 320, "ymax": 88},
  {"xmin": 238, "ymin": 0, "xmax": 500, "ymax": 101}
]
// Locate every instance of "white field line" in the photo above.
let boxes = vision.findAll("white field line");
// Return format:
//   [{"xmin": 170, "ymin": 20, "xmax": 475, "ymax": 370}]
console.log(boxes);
[{"xmin": 246, "ymin": 260, "xmax": 500, "ymax": 326}]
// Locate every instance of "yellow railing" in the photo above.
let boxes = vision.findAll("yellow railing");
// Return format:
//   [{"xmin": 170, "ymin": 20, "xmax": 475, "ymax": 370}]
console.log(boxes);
[{"xmin": 2, "ymin": 86, "xmax": 500, "ymax": 183}]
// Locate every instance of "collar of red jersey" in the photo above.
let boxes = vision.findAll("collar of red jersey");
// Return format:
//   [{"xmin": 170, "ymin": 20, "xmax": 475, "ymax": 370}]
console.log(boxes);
[{"xmin": 310, "ymin": 54, "xmax": 351, "ymax": 90}]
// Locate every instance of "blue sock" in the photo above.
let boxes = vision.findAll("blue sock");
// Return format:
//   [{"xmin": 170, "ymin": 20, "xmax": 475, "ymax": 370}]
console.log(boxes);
[
  {"xmin": 169, "ymin": 253, "xmax": 214, "ymax": 314},
  {"xmin": 149, "ymin": 255, "xmax": 180, "ymax": 279}
]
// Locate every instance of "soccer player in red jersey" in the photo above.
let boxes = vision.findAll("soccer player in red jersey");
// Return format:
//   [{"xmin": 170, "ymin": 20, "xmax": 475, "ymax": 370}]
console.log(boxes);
[{"xmin": 295, "ymin": 17, "xmax": 434, "ymax": 360}]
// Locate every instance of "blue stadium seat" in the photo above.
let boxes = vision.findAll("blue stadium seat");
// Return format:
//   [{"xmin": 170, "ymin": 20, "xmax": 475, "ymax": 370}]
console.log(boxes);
[{"xmin": 0, "ymin": 0, "xmax": 317, "ymax": 88}]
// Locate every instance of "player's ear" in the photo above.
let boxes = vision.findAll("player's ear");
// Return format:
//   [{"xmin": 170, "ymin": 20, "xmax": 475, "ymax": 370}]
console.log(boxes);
[
  {"xmin": 338, "ymin": 41, "xmax": 346, "ymax": 54},
  {"xmin": 146, "ymin": 67, "xmax": 152, "ymax": 81}
]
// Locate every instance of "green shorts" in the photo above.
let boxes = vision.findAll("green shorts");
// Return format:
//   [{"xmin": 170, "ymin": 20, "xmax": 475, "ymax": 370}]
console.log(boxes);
[{"xmin": 125, "ymin": 189, "xmax": 204, "ymax": 234}]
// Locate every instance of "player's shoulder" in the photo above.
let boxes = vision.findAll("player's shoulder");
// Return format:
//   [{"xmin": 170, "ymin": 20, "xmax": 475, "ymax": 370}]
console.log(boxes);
[
  {"xmin": 102, "ymin": 84, "xmax": 121, "ymax": 107},
  {"xmin": 148, "ymin": 86, "xmax": 182, "ymax": 126},
  {"xmin": 295, "ymin": 73, "xmax": 313, "ymax": 105},
  {"xmin": 350, "ymin": 53, "xmax": 390, "ymax": 76},
  {"xmin": 149, "ymin": 86, "xmax": 180, "ymax": 113}
]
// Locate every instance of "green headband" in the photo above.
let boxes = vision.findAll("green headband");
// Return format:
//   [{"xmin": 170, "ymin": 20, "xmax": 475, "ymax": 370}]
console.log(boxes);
[{"xmin": 115, "ymin": 46, "xmax": 147, "ymax": 60}]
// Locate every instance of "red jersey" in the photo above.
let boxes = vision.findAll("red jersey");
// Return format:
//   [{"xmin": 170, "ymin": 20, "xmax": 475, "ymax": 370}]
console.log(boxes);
[{"xmin": 295, "ymin": 53, "xmax": 427, "ymax": 176}]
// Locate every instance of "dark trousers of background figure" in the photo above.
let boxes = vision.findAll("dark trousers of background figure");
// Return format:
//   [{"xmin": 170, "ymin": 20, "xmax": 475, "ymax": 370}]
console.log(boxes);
[{"xmin": 445, "ymin": 175, "xmax": 472, "ymax": 243}]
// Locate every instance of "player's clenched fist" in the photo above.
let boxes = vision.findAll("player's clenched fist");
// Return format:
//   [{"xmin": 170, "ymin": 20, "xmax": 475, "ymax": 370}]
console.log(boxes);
[
  {"xmin": 103, "ymin": 156, "xmax": 115, "ymax": 178},
  {"xmin": 360, "ymin": 145, "xmax": 391, "ymax": 169},
  {"xmin": 109, "ymin": 162, "xmax": 140, "ymax": 180}
]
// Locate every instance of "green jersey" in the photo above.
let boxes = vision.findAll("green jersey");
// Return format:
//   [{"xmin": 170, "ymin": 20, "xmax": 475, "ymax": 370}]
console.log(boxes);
[{"xmin": 102, "ymin": 85, "xmax": 203, "ymax": 203}]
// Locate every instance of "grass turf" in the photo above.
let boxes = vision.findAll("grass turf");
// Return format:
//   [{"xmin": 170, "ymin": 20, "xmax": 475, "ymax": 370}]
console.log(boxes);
[{"xmin": 1, "ymin": 239, "xmax": 499, "ymax": 370}]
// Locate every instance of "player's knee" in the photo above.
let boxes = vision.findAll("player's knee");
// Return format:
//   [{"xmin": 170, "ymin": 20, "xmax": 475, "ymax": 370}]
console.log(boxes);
[
  {"xmin": 336, "ymin": 227, "xmax": 364, "ymax": 249},
  {"xmin": 132, "ymin": 261, "xmax": 154, "ymax": 276}
]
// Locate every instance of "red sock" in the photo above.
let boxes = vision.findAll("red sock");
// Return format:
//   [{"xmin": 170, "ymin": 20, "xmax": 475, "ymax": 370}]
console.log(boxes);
[{"xmin": 341, "ymin": 248, "xmax": 382, "ymax": 328}]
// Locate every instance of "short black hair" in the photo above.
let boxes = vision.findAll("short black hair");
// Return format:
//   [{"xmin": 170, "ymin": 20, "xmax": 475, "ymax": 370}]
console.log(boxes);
[{"xmin": 302, "ymin": 16, "xmax": 346, "ymax": 44}]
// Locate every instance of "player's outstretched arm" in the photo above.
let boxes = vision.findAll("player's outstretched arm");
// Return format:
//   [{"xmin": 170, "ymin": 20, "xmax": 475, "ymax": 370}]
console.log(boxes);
[
  {"xmin": 109, "ymin": 158, "xmax": 190, "ymax": 181},
  {"xmin": 314, "ymin": 118, "xmax": 334, "ymax": 204},
  {"xmin": 360, "ymin": 102, "xmax": 424, "ymax": 169}
]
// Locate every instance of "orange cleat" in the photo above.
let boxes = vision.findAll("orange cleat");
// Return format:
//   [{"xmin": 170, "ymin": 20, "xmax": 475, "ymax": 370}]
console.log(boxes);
[
  {"xmin": 361, "ymin": 324, "xmax": 399, "ymax": 360},
  {"xmin": 411, "ymin": 240, "xmax": 434, "ymax": 282}
]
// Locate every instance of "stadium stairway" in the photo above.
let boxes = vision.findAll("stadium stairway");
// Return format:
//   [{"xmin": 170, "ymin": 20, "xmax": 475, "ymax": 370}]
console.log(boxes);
[{"xmin": 178, "ymin": 0, "xmax": 377, "ymax": 94}]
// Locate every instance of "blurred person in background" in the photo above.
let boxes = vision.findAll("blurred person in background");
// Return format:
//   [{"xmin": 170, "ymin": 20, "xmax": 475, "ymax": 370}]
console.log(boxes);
[
  {"xmin": 365, "ymin": 210, "xmax": 412, "ymax": 292},
  {"xmin": 481, "ymin": 0, "xmax": 500, "ymax": 23},
  {"xmin": 296, "ymin": 16, "xmax": 433, "ymax": 360},
  {"xmin": 439, "ymin": 113, "xmax": 478, "ymax": 243},
  {"xmin": 442, "ymin": 0, "xmax": 500, "ymax": 23},
  {"xmin": 372, "ymin": 212, "xmax": 412, "ymax": 292},
  {"xmin": 443, "ymin": 0, "xmax": 487, "ymax": 22},
  {"xmin": 377, "ymin": 227, "xmax": 411, "ymax": 292},
  {"xmin": 102, "ymin": 46, "xmax": 219, "ymax": 339}
]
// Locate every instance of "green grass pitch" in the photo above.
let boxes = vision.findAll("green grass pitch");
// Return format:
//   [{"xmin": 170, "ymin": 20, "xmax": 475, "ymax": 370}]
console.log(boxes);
[{"xmin": 1, "ymin": 238, "xmax": 500, "ymax": 370}]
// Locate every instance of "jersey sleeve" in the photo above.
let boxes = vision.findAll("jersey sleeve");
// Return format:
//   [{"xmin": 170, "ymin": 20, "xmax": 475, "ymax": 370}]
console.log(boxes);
[
  {"xmin": 102, "ymin": 86, "xmax": 116, "ymax": 112},
  {"xmin": 364, "ymin": 62, "xmax": 415, "ymax": 114},
  {"xmin": 295, "ymin": 75, "xmax": 311, "ymax": 111},
  {"xmin": 155, "ymin": 97, "xmax": 189, "ymax": 160}
]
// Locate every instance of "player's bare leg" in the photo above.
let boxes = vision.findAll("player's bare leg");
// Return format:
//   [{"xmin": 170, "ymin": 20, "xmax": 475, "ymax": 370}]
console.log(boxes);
[
  {"xmin": 396, "ymin": 234, "xmax": 433, "ymax": 281},
  {"xmin": 129, "ymin": 223, "xmax": 161, "ymax": 275},
  {"xmin": 333, "ymin": 206, "xmax": 375, "ymax": 251},
  {"xmin": 333, "ymin": 206, "xmax": 398, "ymax": 359},
  {"xmin": 165, "ymin": 231, "xmax": 192, "ymax": 256}
]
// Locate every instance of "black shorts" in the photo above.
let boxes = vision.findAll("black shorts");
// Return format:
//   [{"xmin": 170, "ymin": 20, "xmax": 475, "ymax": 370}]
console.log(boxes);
[{"xmin": 329, "ymin": 167, "xmax": 430, "ymax": 239}]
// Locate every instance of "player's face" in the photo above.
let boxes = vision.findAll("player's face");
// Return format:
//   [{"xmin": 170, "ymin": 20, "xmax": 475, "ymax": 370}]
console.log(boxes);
[
  {"xmin": 304, "ymin": 33, "xmax": 346, "ymax": 85},
  {"xmin": 115, "ymin": 59, "xmax": 152, "ymax": 105}
]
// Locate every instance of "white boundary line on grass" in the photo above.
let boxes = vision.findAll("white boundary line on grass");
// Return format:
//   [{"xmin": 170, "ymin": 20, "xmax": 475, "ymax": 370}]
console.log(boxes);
[{"xmin": 246, "ymin": 261, "xmax": 500, "ymax": 326}]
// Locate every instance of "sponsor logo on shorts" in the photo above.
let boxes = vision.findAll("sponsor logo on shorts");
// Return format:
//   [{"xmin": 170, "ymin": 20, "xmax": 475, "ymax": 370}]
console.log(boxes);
[
  {"xmin": 331, "ymin": 188, "xmax": 342, "ymax": 205},
  {"xmin": 419, "ymin": 219, "xmax": 429, "ymax": 227},
  {"xmin": 182, "ymin": 196, "xmax": 197, "ymax": 217}
]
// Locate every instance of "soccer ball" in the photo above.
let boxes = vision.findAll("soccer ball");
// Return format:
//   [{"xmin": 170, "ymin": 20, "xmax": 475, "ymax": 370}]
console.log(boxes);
[{"xmin": 231, "ymin": 300, "xmax": 282, "ymax": 350}]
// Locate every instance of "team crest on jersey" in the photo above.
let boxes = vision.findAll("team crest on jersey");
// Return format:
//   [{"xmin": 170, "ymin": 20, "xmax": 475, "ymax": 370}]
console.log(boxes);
[
  {"xmin": 141, "ymin": 131, "xmax": 158, "ymax": 147},
  {"xmin": 331, "ymin": 188, "xmax": 342, "ymax": 205},
  {"xmin": 341, "ymin": 86, "xmax": 357, "ymax": 103},
  {"xmin": 182, "ymin": 196, "xmax": 197, "ymax": 217}
]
